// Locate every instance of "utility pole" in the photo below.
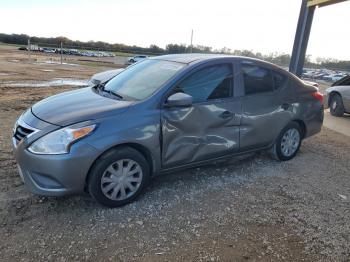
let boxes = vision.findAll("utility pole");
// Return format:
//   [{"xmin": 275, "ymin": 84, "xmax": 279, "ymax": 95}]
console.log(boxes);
[
  {"xmin": 60, "ymin": 42, "xmax": 63, "ymax": 64},
  {"xmin": 190, "ymin": 29, "xmax": 193, "ymax": 53},
  {"xmin": 27, "ymin": 38, "xmax": 30, "ymax": 61}
]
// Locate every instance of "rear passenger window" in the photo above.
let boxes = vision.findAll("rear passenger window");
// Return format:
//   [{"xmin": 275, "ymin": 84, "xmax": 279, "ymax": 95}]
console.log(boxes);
[
  {"xmin": 241, "ymin": 64, "xmax": 274, "ymax": 95},
  {"xmin": 272, "ymin": 71, "xmax": 287, "ymax": 90}
]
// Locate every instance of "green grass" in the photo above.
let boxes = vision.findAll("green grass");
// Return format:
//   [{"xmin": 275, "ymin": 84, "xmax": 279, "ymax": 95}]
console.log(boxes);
[
  {"xmin": 0, "ymin": 42, "xmax": 24, "ymax": 48},
  {"xmin": 113, "ymin": 51, "xmax": 135, "ymax": 57}
]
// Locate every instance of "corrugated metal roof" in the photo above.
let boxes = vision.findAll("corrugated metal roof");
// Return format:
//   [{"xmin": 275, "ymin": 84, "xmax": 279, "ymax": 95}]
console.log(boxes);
[{"xmin": 307, "ymin": 0, "xmax": 348, "ymax": 7}]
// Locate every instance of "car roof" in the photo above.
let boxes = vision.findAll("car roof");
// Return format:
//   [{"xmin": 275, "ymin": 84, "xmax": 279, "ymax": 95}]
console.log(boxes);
[
  {"xmin": 150, "ymin": 53, "xmax": 280, "ymax": 67},
  {"xmin": 150, "ymin": 53, "xmax": 236, "ymax": 64},
  {"xmin": 150, "ymin": 53, "xmax": 289, "ymax": 75}
]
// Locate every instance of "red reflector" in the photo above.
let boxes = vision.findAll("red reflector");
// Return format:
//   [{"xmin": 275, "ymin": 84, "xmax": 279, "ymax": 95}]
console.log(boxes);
[{"xmin": 311, "ymin": 92, "xmax": 324, "ymax": 103}]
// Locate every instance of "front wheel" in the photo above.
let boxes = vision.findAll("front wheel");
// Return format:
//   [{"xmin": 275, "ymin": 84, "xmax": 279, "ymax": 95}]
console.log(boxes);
[
  {"xmin": 271, "ymin": 122, "xmax": 302, "ymax": 161},
  {"xmin": 88, "ymin": 147, "xmax": 150, "ymax": 207}
]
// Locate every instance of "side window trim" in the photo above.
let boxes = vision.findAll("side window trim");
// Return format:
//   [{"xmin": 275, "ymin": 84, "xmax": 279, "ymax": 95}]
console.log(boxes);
[{"xmin": 272, "ymin": 70, "xmax": 288, "ymax": 91}]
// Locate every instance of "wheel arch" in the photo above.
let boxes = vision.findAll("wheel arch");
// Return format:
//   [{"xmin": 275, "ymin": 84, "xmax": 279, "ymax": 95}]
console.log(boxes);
[
  {"xmin": 291, "ymin": 119, "xmax": 307, "ymax": 139},
  {"xmin": 84, "ymin": 142, "xmax": 155, "ymax": 192}
]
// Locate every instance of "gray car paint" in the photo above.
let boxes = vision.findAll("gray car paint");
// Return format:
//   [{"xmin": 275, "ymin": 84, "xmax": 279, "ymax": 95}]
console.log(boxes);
[
  {"xmin": 12, "ymin": 54, "xmax": 323, "ymax": 196},
  {"xmin": 32, "ymin": 87, "xmax": 133, "ymax": 126}
]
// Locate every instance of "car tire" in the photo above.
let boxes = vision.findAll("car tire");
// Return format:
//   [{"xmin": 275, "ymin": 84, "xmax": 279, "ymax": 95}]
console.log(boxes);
[
  {"xmin": 88, "ymin": 147, "xmax": 150, "ymax": 208},
  {"xmin": 130, "ymin": 59, "xmax": 135, "ymax": 63},
  {"xmin": 329, "ymin": 93, "xmax": 345, "ymax": 117},
  {"xmin": 270, "ymin": 122, "xmax": 302, "ymax": 161}
]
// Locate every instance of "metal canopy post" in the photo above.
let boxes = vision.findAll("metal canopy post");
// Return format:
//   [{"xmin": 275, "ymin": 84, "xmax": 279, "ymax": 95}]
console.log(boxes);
[
  {"xmin": 289, "ymin": 0, "xmax": 348, "ymax": 77},
  {"xmin": 289, "ymin": 0, "xmax": 315, "ymax": 77}
]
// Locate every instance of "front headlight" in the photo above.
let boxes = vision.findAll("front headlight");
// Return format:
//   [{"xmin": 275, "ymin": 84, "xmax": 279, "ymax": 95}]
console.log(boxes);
[{"xmin": 28, "ymin": 124, "xmax": 96, "ymax": 155}]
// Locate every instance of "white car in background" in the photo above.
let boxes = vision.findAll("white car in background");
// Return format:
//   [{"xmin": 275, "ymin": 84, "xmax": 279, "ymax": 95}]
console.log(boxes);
[{"xmin": 324, "ymin": 75, "xmax": 350, "ymax": 117}]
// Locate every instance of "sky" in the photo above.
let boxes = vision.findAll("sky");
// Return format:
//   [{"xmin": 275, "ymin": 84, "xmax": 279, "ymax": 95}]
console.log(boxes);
[{"xmin": 0, "ymin": 0, "xmax": 349, "ymax": 60}]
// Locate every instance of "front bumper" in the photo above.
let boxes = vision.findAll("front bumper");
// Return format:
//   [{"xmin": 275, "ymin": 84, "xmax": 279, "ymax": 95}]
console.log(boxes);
[
  {"xmin": 13, "ymin": 139, "xmax": 99, "ymax": 196},
  {"xmin": 12, "ymin": 110, "xmax": 100, "ymax": 197}
]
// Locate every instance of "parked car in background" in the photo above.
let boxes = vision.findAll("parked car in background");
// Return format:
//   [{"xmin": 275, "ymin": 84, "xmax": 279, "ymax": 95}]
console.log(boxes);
[
  {"xmin": 12, "ymin": 54, "xmax": 324, "ymax": 207},
  {"xmin": 18, "ymin": 46, "xmax": 28, "ymax": 51},
  {"xmin": 42, "ymin": 47, "xmax": 56, "ymax": 53},
  {"xmin": 323, "ymin": 73, "xmax": 346, "ymax": 82},
  {"xmin": 331, "ymin": 74, "xmax": 346, "ymax": 82},
  {"xmin": 324, "ymin": 75, "xmax": 350, "ymax": 117},
  {"xmin": 127, "ymin": 55, "xmax": 148, "ymax": 64}
]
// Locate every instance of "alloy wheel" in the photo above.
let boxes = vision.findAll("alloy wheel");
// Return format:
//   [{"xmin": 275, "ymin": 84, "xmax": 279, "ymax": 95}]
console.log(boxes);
[
  {"xmin": 332, "ymin": 100, "xmax": 337, "ymax": 110},
  {"xmin": 280, "ymin": 128, "xmax": 300, "ymax": 157}
]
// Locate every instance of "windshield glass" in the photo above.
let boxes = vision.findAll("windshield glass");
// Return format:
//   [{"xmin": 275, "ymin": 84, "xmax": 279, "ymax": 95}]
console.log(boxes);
[{"xmin": 104, "ymin": 59, "xmax": 185, "ymax": 100}]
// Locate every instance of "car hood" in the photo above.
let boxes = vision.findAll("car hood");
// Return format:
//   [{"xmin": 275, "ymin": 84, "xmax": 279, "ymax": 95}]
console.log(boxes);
[{"xmin": 32, "ymin": 87, "xmax": 133, "ymax": 126}]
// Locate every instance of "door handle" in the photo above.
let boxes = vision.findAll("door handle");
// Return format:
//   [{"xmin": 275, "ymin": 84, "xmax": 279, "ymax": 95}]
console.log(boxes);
[
  {"xmin": 219, "ymin": 111, "xmax": 234, "ymax": 119},
  {"xmin": 282, "ymin": 103, "xmax": 291, "ymax": 110}
]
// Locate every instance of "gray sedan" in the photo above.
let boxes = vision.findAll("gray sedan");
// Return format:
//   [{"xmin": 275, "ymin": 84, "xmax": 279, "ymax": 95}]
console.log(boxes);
[
  {"xmin": 12, "ymin": 54, "xmax": 324, "ymax": 207},
  {"xmin": 324, "ymin": 75, "xmax": 350, "ymax": 117}
]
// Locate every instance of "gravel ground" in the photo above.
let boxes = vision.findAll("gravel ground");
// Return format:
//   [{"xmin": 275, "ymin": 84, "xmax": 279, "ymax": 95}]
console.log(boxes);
[
  {"xmin": 0, "ymin": 47, "xmax": 350, "ymax": 261},
  {"xmin": 1, "ymin": 126, "xmax": 349, "ymax": 261}
]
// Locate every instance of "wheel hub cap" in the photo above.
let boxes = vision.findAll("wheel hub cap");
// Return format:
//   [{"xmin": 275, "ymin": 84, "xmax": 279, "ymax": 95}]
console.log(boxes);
[
  {"xmin": 281, "ymin": 128, "xmax": 300, "ymax": 157},
  {"xmin": 101, "ymin": 159, "xmax": 143, "ymax": 201},
  {"xmin": 332, "ymin": 101, "xmax": 337, "ymax": 110}
]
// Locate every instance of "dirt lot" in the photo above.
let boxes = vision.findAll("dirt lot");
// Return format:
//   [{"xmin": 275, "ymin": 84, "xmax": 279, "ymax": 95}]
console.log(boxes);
[{"xmin": 0, "ymin": 47, "xmax": 350, "ymax": 261}]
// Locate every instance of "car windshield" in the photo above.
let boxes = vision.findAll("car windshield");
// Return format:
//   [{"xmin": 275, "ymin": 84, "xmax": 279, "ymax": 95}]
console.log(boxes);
[{"xmin": 104, "ymin": 59, "xmax": 185, "ymax": 100}]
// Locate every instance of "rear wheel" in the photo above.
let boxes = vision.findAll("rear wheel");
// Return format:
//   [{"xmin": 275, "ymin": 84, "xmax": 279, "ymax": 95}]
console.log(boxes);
[
  {"xmin": 271, "ymin": 122, "xmax": 302, "ymax": 161},
  {"xmin": 329, "ymin": 93, "xmax": 344, "ymax": 117},
  {"xmin": 88, "ymin": 147, "xmax": 150, "ymax": 207}
]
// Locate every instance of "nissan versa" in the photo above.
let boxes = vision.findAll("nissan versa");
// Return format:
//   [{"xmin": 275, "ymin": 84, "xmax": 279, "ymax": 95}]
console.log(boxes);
[{"xmin": 12, "ymin": 54, "xmax": 324, "ymax": 207}]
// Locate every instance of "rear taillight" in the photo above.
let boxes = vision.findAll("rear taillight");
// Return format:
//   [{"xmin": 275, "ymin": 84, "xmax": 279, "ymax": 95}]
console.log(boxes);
[{"xmin": 311, "ymin": 91, "xmax": 324, "ymax": 103}]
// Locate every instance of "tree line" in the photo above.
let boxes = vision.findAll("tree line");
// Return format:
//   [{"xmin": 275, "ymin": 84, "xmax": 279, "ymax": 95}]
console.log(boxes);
[{"xmin": 1, "ymin": 33, "xmax": 349, "ymax": 70}]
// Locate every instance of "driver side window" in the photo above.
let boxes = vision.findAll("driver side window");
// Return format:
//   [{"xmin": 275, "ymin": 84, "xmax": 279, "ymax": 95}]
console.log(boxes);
[{"xmin": 177, "ymin": 64, "xmax": 233, "ymax": 103}]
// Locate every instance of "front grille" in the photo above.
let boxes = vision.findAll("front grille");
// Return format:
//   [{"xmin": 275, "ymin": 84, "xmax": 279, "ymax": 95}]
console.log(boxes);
[{"xmin": 14, "ymin": 125, "xmax": 35, "ymax": 142}]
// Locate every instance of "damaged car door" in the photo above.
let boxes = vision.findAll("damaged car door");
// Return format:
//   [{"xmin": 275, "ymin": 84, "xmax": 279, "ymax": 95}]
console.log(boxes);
[
  {"xmin": 238, "ymin": 61, "xmax": 293, "ymax": 150},
  {"xmin": 161, "ymin": 62, "xmax": 242, "ymax": 168}
]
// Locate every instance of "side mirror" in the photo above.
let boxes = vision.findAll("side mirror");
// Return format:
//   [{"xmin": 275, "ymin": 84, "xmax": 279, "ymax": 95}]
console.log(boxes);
[{"xmin": 166, "ymin": 92, "xmax": 193, "ymax": 107}]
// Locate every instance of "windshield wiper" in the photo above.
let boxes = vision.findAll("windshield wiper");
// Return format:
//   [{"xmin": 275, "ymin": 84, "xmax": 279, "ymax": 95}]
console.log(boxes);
[
  {"xmin": 103, "ymin": 89, "xmax": 124, "ymax": 100},
  {"xmin": 94, "ymin": 83, "xmax": 124, "ymax": 100}
]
